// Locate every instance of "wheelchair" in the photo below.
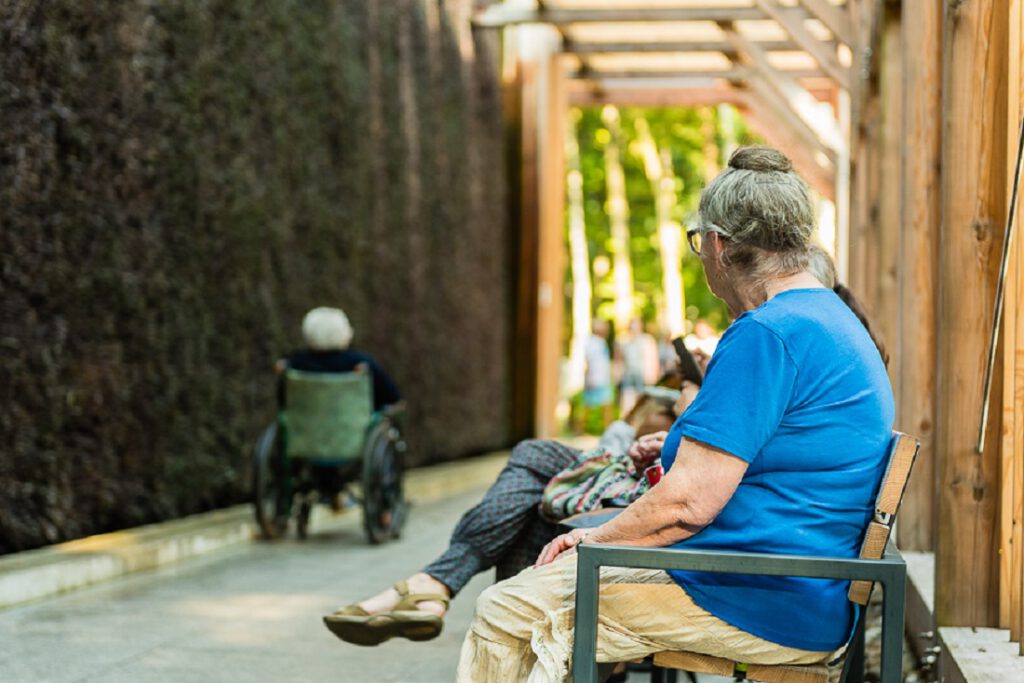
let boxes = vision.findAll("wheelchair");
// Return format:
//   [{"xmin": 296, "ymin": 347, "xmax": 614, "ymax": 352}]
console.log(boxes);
[{"xmin": 251, "ymin": 368, "xmax": 407, "ymax": 544}]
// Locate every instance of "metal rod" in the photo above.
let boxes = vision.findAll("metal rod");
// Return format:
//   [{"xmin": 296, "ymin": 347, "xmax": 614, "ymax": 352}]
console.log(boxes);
[
  {"xmin": 977, "ymin": 114, "xmax": 1024, "ymax": 452},
  {"xmin": 572, "ymin": 551, "xmax": 601, "ymax": 683},
  {"xmin": 880, "ymin": 572, "xmax": 907, "ymax": 683}
]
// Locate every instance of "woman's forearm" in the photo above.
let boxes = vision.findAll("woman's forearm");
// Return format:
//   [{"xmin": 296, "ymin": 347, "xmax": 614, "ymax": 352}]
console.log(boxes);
[
  {"xmin": 585, "ymin": 484, "xmax": 706, "ymax": 547},
  {"xmin": 583, "ymin": 437, "xmax": 748, "ymax": 548}
]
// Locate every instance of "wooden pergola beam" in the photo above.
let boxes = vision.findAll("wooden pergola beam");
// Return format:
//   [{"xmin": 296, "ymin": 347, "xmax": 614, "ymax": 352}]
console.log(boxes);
[
  {"xmin": 756, "ymin": 0, "xmax": 852, "ymax": 90},
  {"xmin": 473, "ymin": 4, "xmax": 810, "ymax": 28},
  {"xmin": 743, "ymin": 76, "xmax": 838, "ymax": 164},
  {"xmin": 565, "ymin": 39, "xmax": 800, "ymax": 55},
  {"xmin": 567, "ymin": 86, "xmax": 744, "ymax": 108},
  {"xmin": 721, "ymin": 23, "xmax": 846, "ymax": 158},
  {"xmin": 568, "ymin": 67, "xmax": 828, "ymax": 81},
  {"xmin": 797, "ymin": 0, "xmax": 856, "ymax": 47},
  {"xmin": 736, "ymin": 93, "xmax": 836, "ymax": 200}
]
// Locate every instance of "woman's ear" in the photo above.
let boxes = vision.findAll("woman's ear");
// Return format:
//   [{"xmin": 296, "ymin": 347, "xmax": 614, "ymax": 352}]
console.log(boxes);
[{"xmin": 710, "ymin": 233, "xmax": 731, "ymax": 268}]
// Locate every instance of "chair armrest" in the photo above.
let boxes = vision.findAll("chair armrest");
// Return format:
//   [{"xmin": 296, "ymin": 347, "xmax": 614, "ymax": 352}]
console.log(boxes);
[
  {"xmin": 575, "ymin": 540, "xmax": 904, "ymax": 582},
  {"xmin": 572, "ymin": 541, "xmax": 907, "ymax": 683}
]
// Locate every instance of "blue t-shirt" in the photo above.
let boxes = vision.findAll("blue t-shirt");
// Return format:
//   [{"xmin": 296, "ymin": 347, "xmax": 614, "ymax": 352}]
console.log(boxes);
[{"xmin": 660, "ymin": 288, "xmax": 894, "ymax": 652}]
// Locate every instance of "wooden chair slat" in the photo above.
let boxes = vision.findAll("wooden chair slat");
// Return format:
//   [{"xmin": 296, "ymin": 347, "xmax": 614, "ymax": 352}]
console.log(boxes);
[
  {"xmin": 653, "ymin": 650, "xmax": 735, "ymax": 677},
  {"xmin": 848, "ymin": 432, "xmax": 920, "ymax": 604},
  {"xmin": 875, "ymin": 435, "xmax": 918, "ymax": 516},
  {"xmin": 849, "ymin": 521, "xmax": 890, "ymax": 603},
  {"xmin": 652, "ymin": 651, "xmax": 829, "ymax": 682}
]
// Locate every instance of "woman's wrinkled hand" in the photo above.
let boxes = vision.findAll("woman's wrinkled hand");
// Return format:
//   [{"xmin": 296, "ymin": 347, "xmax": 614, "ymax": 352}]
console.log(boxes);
[
  {"xmin": 628, "ymin": 431, "xmax": 668, "ymax": 469},
  {"xmin": 534, "ymin": 528, "xmax": 591, "ymax": 567}
]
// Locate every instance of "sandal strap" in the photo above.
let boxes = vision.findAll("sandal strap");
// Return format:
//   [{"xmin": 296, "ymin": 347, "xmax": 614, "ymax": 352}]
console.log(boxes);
[
  {"xmin": 330, "ymin": 604, "xmax": 370, "ymax": 617},
  {"xmin": 392, "ymin": 580, "xmax": 450, "ymax": 611}
]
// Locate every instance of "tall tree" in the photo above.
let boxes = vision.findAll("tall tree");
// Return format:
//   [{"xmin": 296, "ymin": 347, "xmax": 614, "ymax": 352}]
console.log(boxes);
[
  {"xmin": 601, "ymin": 106, "xmax": 636, "ymax": 334},
  {"xmin": 565, "ymin": 110, "xmax": 593, "ymax": 394},
  {"xmin": 633, "ymin": 115, "xmax": 686, "ymax": 338}
]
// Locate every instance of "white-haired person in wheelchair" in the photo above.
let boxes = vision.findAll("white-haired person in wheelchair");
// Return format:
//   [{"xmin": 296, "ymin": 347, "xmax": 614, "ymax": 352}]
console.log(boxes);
[{"xmin": 276, "ymin": 307, "xmax": 401, "ymax": 411}]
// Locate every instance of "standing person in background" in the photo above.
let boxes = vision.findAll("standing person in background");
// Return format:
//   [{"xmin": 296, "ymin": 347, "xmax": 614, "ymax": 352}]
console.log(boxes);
[
  {"xmin": 618, "ymin": 318, "xmax": 660, "ymax": 413},
  {"xmin": 579, "ymin": 318, "xmax": 614, "ymax": 430}
]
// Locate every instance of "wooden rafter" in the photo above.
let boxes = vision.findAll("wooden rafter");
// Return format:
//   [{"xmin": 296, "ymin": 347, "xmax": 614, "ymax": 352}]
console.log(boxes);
[
  {"xmin": 569, "ymin": 67, "xmax": 828, "ymax": 81},
  {"xmin": 473, "ymin": 4, "xmax": 811, "ymax": 28},
  {"xmin": 797, "ymin": 0, "xmax": 856, "ymax": 47},
  {"xmin": 567, "ymin": 86, "xmax": 745, "ymax": 108},
  {"xmin": 721, "ymin": 22, "xmax": 846, "ymax": 159},
  {"xmin": 565, "ymin": 39, "xmax": 801, "ymax": 56},
  {"xmin": 742, "ymin": 75, "xmax": 837, "ymax": 164},
  {"xmin": 736, "ymin": 92, "xmax": 836, "ymax": 200},
  {"xmin": 755, "ymin": 0, "xmax": 852, "ymax": 90}
]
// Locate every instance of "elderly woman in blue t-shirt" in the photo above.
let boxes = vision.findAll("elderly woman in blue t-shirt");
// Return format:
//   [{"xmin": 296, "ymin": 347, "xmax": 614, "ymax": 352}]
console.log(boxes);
[{"xmin": 455, "ymin": 146, "xmax": 895, "ymax": 682}]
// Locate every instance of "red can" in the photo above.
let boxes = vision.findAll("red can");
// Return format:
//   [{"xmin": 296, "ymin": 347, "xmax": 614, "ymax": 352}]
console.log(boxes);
[{"xmin": 644, "ymin": 463, "xmax": 664, "ymax": 487}]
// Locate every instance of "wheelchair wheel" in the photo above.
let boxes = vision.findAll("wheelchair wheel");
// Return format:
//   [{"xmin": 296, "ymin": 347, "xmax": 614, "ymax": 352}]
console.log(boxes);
[
  {"xmin": 361, "ymin": 419, "xmax": 407, "ymax": 544},
  {"xmin": 252, "ymin": 422, "xmax": 290, "ymax": 539}
]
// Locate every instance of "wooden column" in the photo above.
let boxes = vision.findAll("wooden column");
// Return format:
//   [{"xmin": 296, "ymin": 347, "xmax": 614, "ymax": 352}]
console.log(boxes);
[
  {"xmin": 509, "ymin": 58, "xmax": 539, "ymax": 442},
  {"xmin": 1001, "ymin": 0, "xmax": 1024, "ymax": 644},
  {"xmin": 875, "ymin": 8, "xmax": 902, "ymax": 388},
  {"xmin": 896, "ymin": 0, "xmax": 941, "ymax": 552},
  {"xmin": 935, "ymin": 0, "xmax": 1009, "ymax": 627},
  {"xmin": 534, "ymin": 54, "xmax": 567, "ymax": 438}
]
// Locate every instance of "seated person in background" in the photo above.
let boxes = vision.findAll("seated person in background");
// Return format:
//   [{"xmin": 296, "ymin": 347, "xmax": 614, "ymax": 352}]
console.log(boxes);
[
  {"xmin": 455, "ymin": 147, "xmax": 895, "ymax": 682},
  {"xmin": 278, "ymin": 306, "xmax": 401, "ymax": 411},
  {"xmin": 322, "ymin": 386, "xmax": 689, "ymax": 647},
  {"xmin": 322, "ymin": 237, "xmax": 886, "ymax": 652}
]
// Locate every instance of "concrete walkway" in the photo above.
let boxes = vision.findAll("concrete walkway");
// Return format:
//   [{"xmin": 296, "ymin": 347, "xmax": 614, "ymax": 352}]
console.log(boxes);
[
  {"xmin": 1, "ymin": 487, "xmax": 497, "ymax": 683},
  {"xmin": 1, "ymin": 455, "xmax": 731, "ymax": 683}
]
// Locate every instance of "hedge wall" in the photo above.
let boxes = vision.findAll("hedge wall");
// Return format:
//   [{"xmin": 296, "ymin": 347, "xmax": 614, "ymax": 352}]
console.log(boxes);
[{"xmin": 0, "ymin": 0, "xmax": 512, "ymax": 553}]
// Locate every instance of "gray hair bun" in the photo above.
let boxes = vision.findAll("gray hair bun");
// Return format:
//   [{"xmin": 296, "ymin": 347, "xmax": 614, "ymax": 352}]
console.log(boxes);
[
  {"xmin": 698, "ymin": 145, "xmax": 814, "ymax": 253},
  {"xmin": 727, "ymin": 146, "xmax": 794, "ymax": 173}
]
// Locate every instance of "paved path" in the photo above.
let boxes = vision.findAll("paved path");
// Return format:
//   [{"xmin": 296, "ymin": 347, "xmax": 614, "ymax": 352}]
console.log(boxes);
[
  {"xmin": 1, "ymin": 482, "xmax": 729, "ymax": 683},
  {"xmin": 1, "ymin": 489, "xmax": 494, "ymax": 683}
]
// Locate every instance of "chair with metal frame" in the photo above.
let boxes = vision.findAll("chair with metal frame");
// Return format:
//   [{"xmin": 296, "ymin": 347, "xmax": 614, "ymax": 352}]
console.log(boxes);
[{"xmin": 570, "ymin": 431, "xmax": 919, "ymax": 683}]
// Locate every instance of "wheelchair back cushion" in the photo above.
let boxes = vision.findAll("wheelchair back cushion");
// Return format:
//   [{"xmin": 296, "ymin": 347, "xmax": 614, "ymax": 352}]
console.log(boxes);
[{"xmin": 284, "ymin": 369, "xmax": 373, "ymax": 461}]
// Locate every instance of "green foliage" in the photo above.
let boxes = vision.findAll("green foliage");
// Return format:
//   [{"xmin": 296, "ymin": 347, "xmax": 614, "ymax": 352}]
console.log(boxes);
[
  {"xmin": 571, "ymin": 106, "xmax": 733, "ymax": 334},
  {"xmin": 0, "ymin": 0, "xmax": 510, "ymax": 553}
]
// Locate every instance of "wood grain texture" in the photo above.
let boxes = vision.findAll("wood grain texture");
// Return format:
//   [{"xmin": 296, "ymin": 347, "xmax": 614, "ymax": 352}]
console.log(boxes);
[
  {"xmin": 935, "ymin": 0, "xmax": 1009, "ymax": 627},
  {"xmin": 850, "ymin": 521, "xmax": 891, "ymax": 604},
  {"xmin": 876, "ymin": 435, "xmax": 919, "ymax": 516},
  {"xmin": 876, "ymin": 9, "xmax": 903, "ymax": 393},
  {"xmin": 1002, "ymin": 0, "xmax": 1024, "ymax": 644},
  {"xmin": 653, "ymin": 650, "xmax": 829, "ymax": 683},
  {"xmin": 896, "ymin": 0, "xmax": 942, "ymax": 553}
]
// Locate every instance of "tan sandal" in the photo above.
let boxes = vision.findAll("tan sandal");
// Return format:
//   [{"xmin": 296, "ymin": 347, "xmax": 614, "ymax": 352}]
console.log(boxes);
[{"xmin": 322, "ymin": 580, "xmax": 450, "ymax": 646}]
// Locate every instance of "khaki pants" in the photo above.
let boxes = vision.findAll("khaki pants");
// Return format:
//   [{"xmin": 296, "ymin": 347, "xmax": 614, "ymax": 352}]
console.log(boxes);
[{"xmin": 455, "ymin": 553, "xmax": 831, "ymax": 683}]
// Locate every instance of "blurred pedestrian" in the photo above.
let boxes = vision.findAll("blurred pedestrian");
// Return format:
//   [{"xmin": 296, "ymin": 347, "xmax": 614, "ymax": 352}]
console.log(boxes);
[
  {"xmin": 618, "ymin": 318, "xmax": 659, "ymax": 413},
  {"xmin": 579, "ymin": 318, "xmax": 614, "ymax": 430}
]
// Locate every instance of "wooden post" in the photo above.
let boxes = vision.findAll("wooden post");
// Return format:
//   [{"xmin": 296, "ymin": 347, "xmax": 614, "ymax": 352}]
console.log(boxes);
[
  {"xmin": 534, "ymin": 54, "xmax": 567, "ymax": 438},
  {"xmin": 896, "ymin": 0, "xmax": 942, "ymax": 552},
  {"xmin": 875, "ymin": 8, "xmax": 902, "ymax": 389},
  {"xmin": 1001, "ymin": 0, "xmax": 1024, "ymax": 643},
  {"xmin": 509, "ymin": 58, "xmax": 539, "ymax": 442},
  {"xmin": 935, "ymin": 0, "xmax": 1009, "ymax": 627}
]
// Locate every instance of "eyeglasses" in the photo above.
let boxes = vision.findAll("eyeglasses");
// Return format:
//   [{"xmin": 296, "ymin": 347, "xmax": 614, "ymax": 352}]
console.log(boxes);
[
  {"xmin": 686, "ymin": 224, "xmax": 728, "ymax": 255},
  {"xmin": 686, "ymin": 228, "xmax": 704, "ymax": 255}
]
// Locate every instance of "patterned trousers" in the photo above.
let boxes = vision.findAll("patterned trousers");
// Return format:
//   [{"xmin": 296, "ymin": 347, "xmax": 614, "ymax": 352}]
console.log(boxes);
[{"xmin": 422, "ymin": 439, "xmax": 581, "ymax": 596}]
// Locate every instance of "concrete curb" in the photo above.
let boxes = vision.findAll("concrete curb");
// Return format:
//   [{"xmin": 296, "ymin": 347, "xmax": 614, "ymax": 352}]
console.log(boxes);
[{"xmin": 0, "ymin": 450, "xmax": 509, "ymax": 611}]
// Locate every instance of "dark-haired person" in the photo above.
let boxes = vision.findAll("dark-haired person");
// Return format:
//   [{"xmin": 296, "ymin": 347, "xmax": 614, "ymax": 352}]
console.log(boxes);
[{"xmin": 455, "ymin": 147, "xmax": 894, "ymax": 682}]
